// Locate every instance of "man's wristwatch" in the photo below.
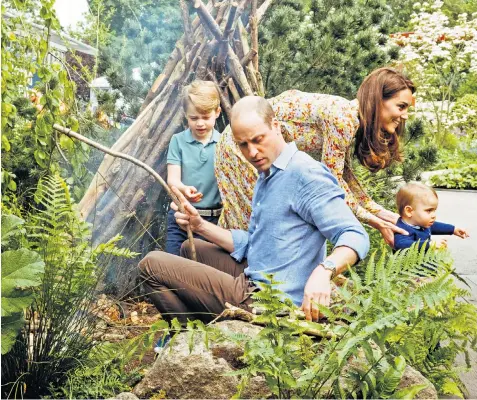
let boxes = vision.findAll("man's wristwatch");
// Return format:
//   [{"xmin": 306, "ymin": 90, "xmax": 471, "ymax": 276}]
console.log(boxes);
[{"xmin": 320, "ymin": 260, "xmax": 337, "ymax": 279}]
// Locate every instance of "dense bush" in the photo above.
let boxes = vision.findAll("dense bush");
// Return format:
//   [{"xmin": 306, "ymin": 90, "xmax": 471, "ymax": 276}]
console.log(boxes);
[
  {"xmin": 1, "ymin": 175, "xmax": 139, "ymax": 399},
  {"xmin": 431, "ymin": 164, "xmax": 477, "ymax": 190}
]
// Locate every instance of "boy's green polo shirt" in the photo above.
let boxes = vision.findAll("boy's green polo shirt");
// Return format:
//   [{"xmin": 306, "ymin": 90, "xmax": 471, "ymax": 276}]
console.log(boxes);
[{"xmin": 167, "ymin": 128, "xmax": 222, "ymax": 209}]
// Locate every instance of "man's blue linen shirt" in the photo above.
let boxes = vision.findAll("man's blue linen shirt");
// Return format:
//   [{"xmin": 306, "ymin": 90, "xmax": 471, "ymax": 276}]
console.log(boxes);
[{"xmin": 230, "ymin": 142, "xmax": 370, "ymax": 306}]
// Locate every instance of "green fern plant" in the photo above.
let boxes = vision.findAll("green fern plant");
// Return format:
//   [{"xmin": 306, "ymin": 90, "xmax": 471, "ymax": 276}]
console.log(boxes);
[{"xmin": 1, "ymin": 175, "xmax": 139, "ymax": 399}]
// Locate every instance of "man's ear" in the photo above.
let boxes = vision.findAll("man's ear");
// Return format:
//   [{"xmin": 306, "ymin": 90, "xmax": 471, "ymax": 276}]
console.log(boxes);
[
  {"xmin": 403, "ymin": 205, "xmax": 413, "ymax": 218},
  {"xmin": 272, "ymin": 118, "xmax": 281, "ymax": 134}
]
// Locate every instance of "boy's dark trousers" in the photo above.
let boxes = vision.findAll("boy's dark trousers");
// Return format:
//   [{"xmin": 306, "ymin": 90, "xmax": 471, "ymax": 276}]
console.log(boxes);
[{"xmin": 165, "ymin": 208, "xmax": 219, "ymax": 256}]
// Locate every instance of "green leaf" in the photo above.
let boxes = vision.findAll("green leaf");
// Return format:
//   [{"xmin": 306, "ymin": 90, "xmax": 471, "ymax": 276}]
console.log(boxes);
[
  {"xmin": 393, "ymin": 384, "xmax": 429, "ymax": 399},
  {"xmin": 1, "ymin": 313, "xmax": 25, "ymax": 355},
  {"xmin": 1, "ymin": 134, "xmax": 11, "ymax": 151},
  {"xmin": 1, "ymin": 249, "xmax": 44, "ymax": 295},
  {"xmin": 7, "ymin": 180, "xmax": 17, "ymax": 191},
  {"xmin": 1, "ymin": 214, "xmax": 24, "ymax": 245}
]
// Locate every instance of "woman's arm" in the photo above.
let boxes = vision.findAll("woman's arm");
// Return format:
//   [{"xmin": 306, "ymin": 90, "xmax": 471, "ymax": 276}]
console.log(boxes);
[{"xmin": 317, "ymin": 98, "xmax": 407, "ymax": 246}]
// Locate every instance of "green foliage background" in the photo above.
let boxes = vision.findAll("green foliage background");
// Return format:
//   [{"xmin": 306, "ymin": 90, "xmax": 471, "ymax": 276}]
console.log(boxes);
[{"xmin": 259, "ymin": 0, "xmax": 400, "ymax": 98}]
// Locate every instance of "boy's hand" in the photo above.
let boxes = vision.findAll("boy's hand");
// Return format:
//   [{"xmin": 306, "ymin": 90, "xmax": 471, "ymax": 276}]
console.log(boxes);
[
  {"xmin": 431, "ymin": 239, "xmax": 447, "ymax": 249},
  {"xmin": 183, "ymin": 186, "xmax": 203, "ymax": 203},
  {"xmin": 170, "ymin": 186, "xmax": 204, "ymax": 232},
  {"xmin": 454, "ymin": 227, "xmax": 469, "ymax": 239}
]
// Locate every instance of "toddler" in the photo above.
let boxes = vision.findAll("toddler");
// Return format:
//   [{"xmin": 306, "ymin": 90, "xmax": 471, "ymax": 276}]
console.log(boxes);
[{"xmin": 394, "ymin": 182, "xmax": 468, "ymax": 251}]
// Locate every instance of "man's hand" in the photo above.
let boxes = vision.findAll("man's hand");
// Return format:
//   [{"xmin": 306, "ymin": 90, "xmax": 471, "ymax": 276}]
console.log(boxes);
[
  {"xmin": 171, "ymin": 186, "xmax": 204, "ymax": 232},
  {"xmin": 454, "ymin": 227, "xmax": 469, "ymax": 239},
  {"xmin": 182, "ymin": 185, "xmax": 203, "ymax": 203},
  {"xmin": 301, "ymin": 265, "xmax": 332, "ymax": 321},
  {"xmin": 368, "ymin": 214, "xmax": 408, "ymax": 247}
]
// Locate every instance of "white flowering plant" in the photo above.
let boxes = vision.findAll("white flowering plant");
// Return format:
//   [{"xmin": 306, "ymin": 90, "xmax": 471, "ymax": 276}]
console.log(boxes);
[{"xmin": 392, "ymin": 0, "xmax": 477, "ymax": 143}]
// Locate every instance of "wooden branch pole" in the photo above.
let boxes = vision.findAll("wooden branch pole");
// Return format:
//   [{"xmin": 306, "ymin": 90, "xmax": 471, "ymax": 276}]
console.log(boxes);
[
  {"xmin": 213, "ymin": 303, "xmax": 338, "ymax": 339},
  {"xmin": 52, "ymin": 123, "xmax": 197, "ymax": 261}
]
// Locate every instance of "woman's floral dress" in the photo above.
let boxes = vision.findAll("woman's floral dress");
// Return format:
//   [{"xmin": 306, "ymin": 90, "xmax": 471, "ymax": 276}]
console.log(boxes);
[{"xmin": 215, "ymin": 90, "xmax": 384, "ymax": 230}]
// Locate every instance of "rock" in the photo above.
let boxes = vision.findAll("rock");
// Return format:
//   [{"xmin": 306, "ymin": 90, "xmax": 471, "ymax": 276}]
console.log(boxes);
[
  {"xmin": 133, "ymin": 320, "xmax": 270, "ymax": 399},
  {"xmin": 397, "ymin": 365, "xmax": 438, "ymax": 399},
  {"xmin": 106, "ymin": 392, "xmax": 139, "ymax": 400}
]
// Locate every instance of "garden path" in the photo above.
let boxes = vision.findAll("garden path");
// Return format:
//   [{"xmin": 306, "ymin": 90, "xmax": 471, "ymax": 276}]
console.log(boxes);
[{"xmin": 435, "ymin": 189, "xmax": 477, "ymax": 399}]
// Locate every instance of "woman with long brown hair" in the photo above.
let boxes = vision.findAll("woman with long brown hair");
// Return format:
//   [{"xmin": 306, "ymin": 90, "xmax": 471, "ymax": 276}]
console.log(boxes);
[{"xmin": 215, "ymin": 67, "xmax": 415, "ymax": 246}]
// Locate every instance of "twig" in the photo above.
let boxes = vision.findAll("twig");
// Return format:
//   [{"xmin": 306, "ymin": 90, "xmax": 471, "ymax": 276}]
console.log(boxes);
[{"xmin": 52, "ymin": 123, "xmax": 197, "ymax": 261}]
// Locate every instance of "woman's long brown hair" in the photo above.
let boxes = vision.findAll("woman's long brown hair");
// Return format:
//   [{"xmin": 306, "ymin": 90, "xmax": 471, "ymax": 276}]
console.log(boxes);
[{"xmin": 354, "ymin": 67, "xmax": 415, "ymax": 172}]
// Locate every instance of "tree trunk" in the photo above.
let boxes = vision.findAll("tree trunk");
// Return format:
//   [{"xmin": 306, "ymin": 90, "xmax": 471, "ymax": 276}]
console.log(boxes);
[{"xmin": 78, "ymin": 0, "xmax": 272, "ymax": 296}]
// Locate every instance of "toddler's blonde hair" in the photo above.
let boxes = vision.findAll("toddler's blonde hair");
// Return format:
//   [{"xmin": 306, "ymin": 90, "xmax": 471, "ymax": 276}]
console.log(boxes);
[
  {"xmin": 182, "ymin": 80, "xmax": 220, "ymax": 114},
  {"xmin": 396, "ymin": 182, "xmax": 438, "ymax": 215}
]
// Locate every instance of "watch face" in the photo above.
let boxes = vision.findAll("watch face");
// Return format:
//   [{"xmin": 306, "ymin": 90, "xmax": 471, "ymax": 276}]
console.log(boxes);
[{"xmin": 322, "ymin": 260, "xmax": 336, "ymax": 269}]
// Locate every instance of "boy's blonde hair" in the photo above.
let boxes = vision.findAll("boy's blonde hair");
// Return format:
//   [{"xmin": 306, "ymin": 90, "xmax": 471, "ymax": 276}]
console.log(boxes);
[
  {"xmin": 182, "ymin": 80, "xmax": 220, "ymax": 114},
  {"xmin": 396, "ymin": 182, "xmax": 438, "ymax": 215}
]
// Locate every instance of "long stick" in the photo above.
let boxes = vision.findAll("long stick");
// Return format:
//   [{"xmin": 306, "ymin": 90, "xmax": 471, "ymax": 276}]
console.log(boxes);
[{"xmin": 52, "ymin": 123, "xmax": 197, "ymax": 261}]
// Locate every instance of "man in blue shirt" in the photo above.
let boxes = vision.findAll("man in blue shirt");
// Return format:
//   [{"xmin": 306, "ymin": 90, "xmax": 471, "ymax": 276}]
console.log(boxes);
[{"xmin": 139, "ymin": 96, "xmax": 369, "ymax": 323}]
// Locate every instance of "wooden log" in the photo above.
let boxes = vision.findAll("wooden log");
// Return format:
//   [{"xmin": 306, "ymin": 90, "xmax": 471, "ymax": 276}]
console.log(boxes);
[
  {"xmin": 180, "ymin": 0, "xmax": 193, "ymax": 48},
  {"xmin": 208, "ymin": 71, "xmax": 232, "ymax": 118},
  {"xmin": 211, "ymin": 303, "xmax": 338, "ymax": 339},
  {"xmin": 222, "ymin": 2, "xmax": 238, "ymax": 40},
  {"xmin": 250, "ymin": 0, "xmax": 259, "ymax": 72},
  {"xmin": 192, "ymin": 0, "xmax": 223, "ymax": 41},
  {"xmin": 228, "ymin": 77, "xmax": 241, "ymax": 102}
]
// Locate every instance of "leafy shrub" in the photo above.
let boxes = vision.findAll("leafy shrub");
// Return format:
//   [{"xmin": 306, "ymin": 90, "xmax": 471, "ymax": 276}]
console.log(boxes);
[
  {"xmin": 48, "ymin": 342, "xmax": 140, "ymax": 399},
  {"xmin": 1, "ymin": 175, "xmax": 139, "ymax": 399},
  {"xmin": 452, "ymin": 94, "xmax": 477, "ymax": 139},
  {"xmin": 431, "ymin": 164, "xmax": 477, "ymax": 190},
  {"xmin": 433, "ymin": 147, "xmax": 477, "ymax": 170}
]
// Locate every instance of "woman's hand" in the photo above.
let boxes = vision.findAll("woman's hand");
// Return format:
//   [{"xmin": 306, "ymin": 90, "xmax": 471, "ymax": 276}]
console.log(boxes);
[
  {"xmin": 368, "ymin": 214, "xmax": 408, "ymax": 247},
  {"xmin": 376, "ymin": 209, "xmax": 400, "ymax": 224}
]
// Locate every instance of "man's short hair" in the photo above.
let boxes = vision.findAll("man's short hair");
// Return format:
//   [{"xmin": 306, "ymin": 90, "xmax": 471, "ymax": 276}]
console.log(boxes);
[
  {"xmin": 396, "ymin": 182, "xmax": 438, "ymax": 215},
  {"xmin": 231, "ymin": 96, "xmax": 275, "ymax": 128}
]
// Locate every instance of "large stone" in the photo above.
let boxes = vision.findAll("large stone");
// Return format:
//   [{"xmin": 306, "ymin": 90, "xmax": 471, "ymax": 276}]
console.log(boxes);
[
  {"xmin": 133, "ymin": 320, "xmax": 437, "ymax": 399},
  {"xmin": 396, "ymin": 365, "xmax": 438, "ymax": 399},
  {"xmin": 107, "ymin": 392, "xmax": 140, "ymax": 400},
  {"xmin": 133, "ymin": 320, "xmax": 270, "ymax": 399}
]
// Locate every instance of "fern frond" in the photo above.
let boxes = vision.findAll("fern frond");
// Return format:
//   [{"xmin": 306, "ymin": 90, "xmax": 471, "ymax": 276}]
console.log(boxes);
[{"xmin": 364, "ymin": 251, "xmax": 376, "ymax": 285}]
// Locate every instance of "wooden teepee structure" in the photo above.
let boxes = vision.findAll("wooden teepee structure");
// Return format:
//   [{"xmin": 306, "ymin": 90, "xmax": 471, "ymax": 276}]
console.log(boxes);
[{"xmin": 78, "ymin": 0, "xmax": 271, "ymax": 256}]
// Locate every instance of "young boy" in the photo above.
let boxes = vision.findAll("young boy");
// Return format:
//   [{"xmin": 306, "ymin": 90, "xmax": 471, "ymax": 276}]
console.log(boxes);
[
  {"xmin": 165, "ymin": 80, "xmax": 222, "ymax": 256},
  {"xmin": 394, "ymin": 182, "xmax": 469, "ymax": 251}
]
